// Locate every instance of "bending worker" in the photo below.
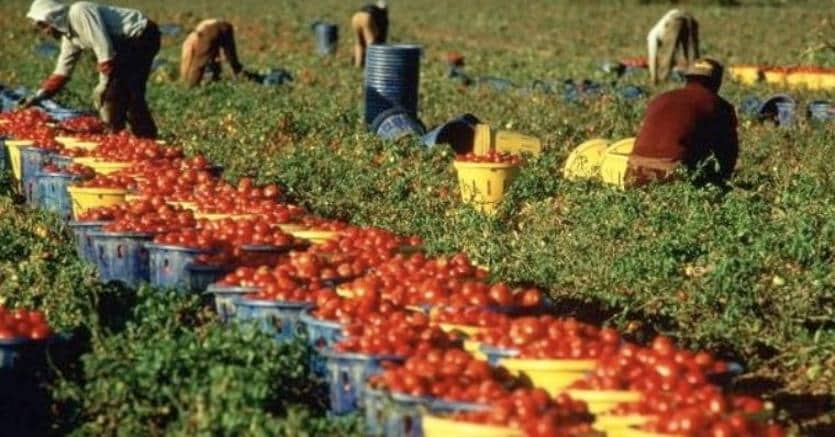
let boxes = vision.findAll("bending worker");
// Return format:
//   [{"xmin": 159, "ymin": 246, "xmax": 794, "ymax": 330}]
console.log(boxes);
[
  {"xmin": 181, "ymin": 19, "xmax": 262, "ymax": 87},
  {"xmin": 628, "ymin": 58, "xmax": 738, "ymax": 185},
  {"xmin": 22, "ymin": 0, "xmax": 160, "ymax": 138},
  {"xmin": 352, "ymin": 1, "xmax": 388, "ymax": 67},
  {"xmin": 647, "ymin": 9, "xmax": 699, "ymax": 84}
]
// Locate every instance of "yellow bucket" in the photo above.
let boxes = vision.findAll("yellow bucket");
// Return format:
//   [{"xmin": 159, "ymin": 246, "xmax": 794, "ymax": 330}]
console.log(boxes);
[
  {"xmin": 494, "ymin": 130, "xmax": 542, "ymax": 156},
  {"xmin": 453, "ymin": 161, "xmax": 521, "ymax": 213},
  {"xmin": 599, "ymin": 138, "xmax": 636, "ymax": 189},
  {"xmin": 66, "ymin": 141, "xmax": 99, "ymax": 151},
  {"xmin": 498, "ymin": 358, "xmax": 597, "ymax": 395},
  {"xmin": 422, "ymin": 414, "xmax": 521, "ymax": 437},
  {"xmin": 275, "ymin": 223, "xmax": 307, "ymax": 233},
  {"xmin": 72, "ymin": 157, "xmax": 131, "ymax": 175},
  {"xmin": 594, "ymin": 414, "xmax": 655, "ymax": 432},
  {"xmin": 563, "ymin": 138, "xmax": 610, "ymax": 181},
  {"xmin": 335, "ymin": 286, "xmax": 355, "ymax": 298},
  {"xmin": 729, "ymin": 66, "xmax": 761, "ymax": 85},
  {"xmin": 762, "ymin": 70, "xmax": 786, "ymax": 85},
  {"xmin": 288, "ymin": 229, "xmax": 342, "ymax": 244},
  {"xmin": 473, "ymin": 124, "xmax": 493, "ymax": 156},
  {"xmin": 168, "ymin": 200, "xmax": 198, "ymax": 211},
  {"xmin": 55, "ymin": 136, "xmax": 81, "ymax": 147},
  {"xmin": 439, "ymin": 323, "xmax": 484, "ymax": 338},
  {"xmin": 820, "ymin": 74, "xmax": 835, "ymax": 90},
  {"xmin": 604, "ymin": 428, "xmax": 672, "ymax": 437},
  {"xmin": 67, "ymin": 186, "xmax": 129, "ymax": 219},
  {"xmin": 786, "ymin": 72, "xmax": 811, "ymax": 89},
  {"xmin": 124, "ymin": 194, "xmax": 145, "ymax": 203},
  {"xmin": 5, "ymin": 140, "xmax": 35, "ymax": 184},
  {"xmin": 194, "ymin": 212, "xmax": 257, "ymax": 221},
  {"xmin": 564, "ymin": 390, "xmax": 642, "ymax": 414}
]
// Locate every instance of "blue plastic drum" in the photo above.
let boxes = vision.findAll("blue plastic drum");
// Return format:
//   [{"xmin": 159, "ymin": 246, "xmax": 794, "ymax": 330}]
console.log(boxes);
[
  {"xmin": 88, "ymin": 231, "xmax": 154, "ymax": 287},
  {"xmin": 205, "ymin": 284, "xmax": 260, "ymax": 322},
  {"xmin": 364, "ymin": 44, "xmax": 422, "ymax": 125},
  {"xmin": 232, "ymin": 297, "xmax": 311, "ymax": 343},
  {"xmin": 20, "ymin": 147, "xmax": 52, "ymax": 207},
  {"xmin": 321, "ymin": 349, "xmax": 404, "ymax": 415},
  {"xmin": 145, "ymin": 244, "xmax": 214, "ymax": 291},
  {"xmin": 67, "ymin": 221, "xmax": 109, "ymax": 262},
  {"xmin": 36, "ymin": 171, "xmax": 80, "ymax": 221},
  {"xmin": 313, "ymin": 22, "xmax": 338, "ymax": 55}
]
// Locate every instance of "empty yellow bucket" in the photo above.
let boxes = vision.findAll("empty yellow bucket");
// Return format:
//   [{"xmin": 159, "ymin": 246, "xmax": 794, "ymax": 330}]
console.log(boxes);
[
  {"xmin": 67, "ymin": 186, "xmax": 129, "ymax": 219},
  {"xmin": 820, "ymin": 74, "xmax": 835, "ymax": 90},
  {"xmin": 564, "ymin": 389, "xmax": 642, "ymax": 414},
  {"xmin": 453, "ymin": 161, "xmax": 521, "ymax": 213},
  {"xmin": 422, "ymin": 414, "xmax": 521, "ymax": 437},
  {"xmin": 72, "ymin": 157, "xmax": 131, "ymax": 175},
  {"xmin": 494, "ymin": 130, "xmax": 542, "ymax": 156},
  {"xmin": 599, "ymin": 138, "xmax": 636, "ymax": 189},
  {"xmin": 563, "ymin": 138, "xmax": 610, "ymax": 181},
  {"xmin": 498, "ymin": 358, "xmax": 597, "ymax": 395},
  {"xmin": 5, "ymin": 140, "xmax": 35, "ymax": 185},
  {"xmin": 762, "ymin": 70, "xmax": 786, "ymax": 85}
]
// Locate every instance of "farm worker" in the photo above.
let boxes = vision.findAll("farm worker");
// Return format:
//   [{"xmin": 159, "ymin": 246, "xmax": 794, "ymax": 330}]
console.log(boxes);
[
  {"xmin": 180, "ymin": 19, "xmax": 264, "ymax": 88},
  {"xmin": 21, "ymin": 0, "xmax": 160, "ymax": 138},
  {"xmin": 352, "ymin": 1, "xmax": 389, "ymax": 67},
  {"xmin": 647, "ymin": 9, "xmax": 699, "ymax": 84},
  {"xmin": 629, "ymin": 58, "xmax": 738, "ymax": 185}
]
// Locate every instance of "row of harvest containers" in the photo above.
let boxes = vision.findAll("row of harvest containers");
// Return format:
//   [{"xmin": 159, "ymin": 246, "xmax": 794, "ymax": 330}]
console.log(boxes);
[{"xmin": 1, "ymin": 105, "xmax": 786, "ymax": 437}]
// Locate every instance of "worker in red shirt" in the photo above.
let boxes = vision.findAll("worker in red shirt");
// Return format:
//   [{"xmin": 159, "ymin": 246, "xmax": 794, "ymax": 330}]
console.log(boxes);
[{"xmin": 629, "ymin": 58, "xmax": 739, "ymax": 186}]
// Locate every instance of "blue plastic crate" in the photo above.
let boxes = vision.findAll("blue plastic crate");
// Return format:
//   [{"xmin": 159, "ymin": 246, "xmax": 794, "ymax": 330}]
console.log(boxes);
[
  {"xmin": 299, "ymin": 310, "xmax": 344, "ymax": 376},
  {"xmin": 0, "ymin": 137, "xmax": 7, "ymax": 173},
  {"xmin": 321, "ymin": 349, "xmax": 404, "ymax": 415},
  {"xmin": 145, "ymin": 244, "xmax": 214, "ymax": 291},
  {"xmin": 50, "ymin": 154, "xmax": 74, "ymax": 170},
  {"xmin": 233, "ymin": 297, "xmax": 311, "ymax": 343},
  {"xmin": 36, "ymin": 171, "xmax": 80, "ymax": 222},
  {"xmin": 185, "ymin": 264, "xmax": 233, "ymax": 294},
  {"xmin": 205, "ymin": 284, "xmax": 260, "ymax": 322},
  {"xmin": 20, "ymin": 147, "xmax": 53, "ymax": 207},
  {"xmin": 364, "ymin": 389, "xmax": 487, "ymax": 437},
  {"xmin": 478, "ymin": 344, "xmax": 519, "ymax": 366},
  {"xmin": 67, "ymin": 221, "xmax": 109, "ymax": 261},
  {"xmin": 88, "ymin": 231, "xmax": 154, "ymax": 287}
]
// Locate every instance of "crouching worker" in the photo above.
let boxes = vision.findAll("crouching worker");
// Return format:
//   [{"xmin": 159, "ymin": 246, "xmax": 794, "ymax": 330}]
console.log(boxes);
[
  {"xmin": 628, "ymin": 58, "xmax": 738, "ymax": 186},
  {"xmin": 22, "ymin": 0, "xmax": 160, "ymax": 138},
  {"xmin": 181, "ymin": 19, "xmax": 263, "ymax": 87},
  {"xmin": 352, "ymin": 1, "xmax": 388, "ymax": 67}
]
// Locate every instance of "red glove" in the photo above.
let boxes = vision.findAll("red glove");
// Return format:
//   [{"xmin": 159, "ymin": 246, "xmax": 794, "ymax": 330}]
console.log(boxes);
[
  {"xmin": 98, "ymin": 61, "xmax": 115, "ymax": 76},
  {"xmin": 41, "ymin": 74, "xmax": 68, "ymax": 95}
]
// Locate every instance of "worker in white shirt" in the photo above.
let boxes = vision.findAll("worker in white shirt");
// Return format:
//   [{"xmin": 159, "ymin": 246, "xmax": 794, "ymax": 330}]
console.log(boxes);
[
  {"xmin": 647, "ymin": 9, "xmax": 699, "ymax": 85},
  {"xmin": 21, "ymin": 0, "xmax": 160, "ymax": 138}
]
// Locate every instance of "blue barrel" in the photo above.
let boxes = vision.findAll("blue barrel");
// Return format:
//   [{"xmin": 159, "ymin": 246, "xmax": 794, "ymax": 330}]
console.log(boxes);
[
  {"xmin": 36, "ymin": 171, "xmax": 81, "ymax": 221},
  {"xmin": 299, "ymin": 310, "xmax": 344, "ymax": 376},
  {"xmin": 88, "ymin": 231, "xmax": 154, "ymax": 287},
  {"xmin": 422, "ymin": 113, "xmax": 480, "ymax": 153},
  {"xmin": 67, "ymin": 221, "xmax": 109, "ymax": 261},
  {"xmin": 808, "ymin": 100, "xmax": 833, "ymax": 123},
  {"xmin": 478, "ymin": 76, "xmax": 515, "ymax": 92},
  {"xmin": 185, "ymin": 264, "xmax": 233, "ymax": 294},
  {"xmin": 205, "ymin": 284, "xmax": 260, "ymax": 322},
  {"xmin": 776, "ymin": 102, "xmax": 795, "ymax": 128},
  {"xmin": 233, "ymin": 297, "xmax": 311, "ymax": 343},
  {"xmin": 146, "ymin": 244, "xmax": 214, "ymax": 291},
  {"xmin": 21, "ymin": 147, "xmax": 52, "ymax": 207},
  {"xmin": 321, "ymin": 349, "xmax": 404, "ymax": 415},
  {"xmin": 370, "ymin": 107, "xmax": 426, "ymax": 141},
  {"xmin": 312, "ymin": 22, "xmax": 338, "ymax": 55},
  {"xmin": 364, "ymin": 44, "xmax": 422, "ymax": 125}
]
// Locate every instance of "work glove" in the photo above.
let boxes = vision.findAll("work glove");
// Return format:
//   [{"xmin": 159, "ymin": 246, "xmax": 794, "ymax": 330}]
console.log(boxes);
[{"xmin": 92, "ymin": 74, "xmax": 110, "ymax": 111}]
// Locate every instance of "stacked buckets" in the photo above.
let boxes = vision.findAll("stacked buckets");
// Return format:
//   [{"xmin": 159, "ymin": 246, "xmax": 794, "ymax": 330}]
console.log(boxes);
[{"xmin": 364, "ymin": 44, "xmax": 422, "ymax": 126}]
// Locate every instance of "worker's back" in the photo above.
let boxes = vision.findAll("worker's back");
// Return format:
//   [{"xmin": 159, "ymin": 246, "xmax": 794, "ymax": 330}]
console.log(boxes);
[{"xmin": 633, "ymin": 82, "xmax": 735, "ymax": 169}]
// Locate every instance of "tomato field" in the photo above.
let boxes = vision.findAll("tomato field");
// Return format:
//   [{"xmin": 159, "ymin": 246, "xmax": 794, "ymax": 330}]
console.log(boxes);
[{"xmin": 0, "ymin": 0, "xmax": 834, "ymax": 435}]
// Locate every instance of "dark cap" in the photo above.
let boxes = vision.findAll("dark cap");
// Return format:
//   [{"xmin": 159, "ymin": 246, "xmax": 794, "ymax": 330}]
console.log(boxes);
[{"xmin": 684, "ymin": 58, "xmax": 724, "ymax": 82}]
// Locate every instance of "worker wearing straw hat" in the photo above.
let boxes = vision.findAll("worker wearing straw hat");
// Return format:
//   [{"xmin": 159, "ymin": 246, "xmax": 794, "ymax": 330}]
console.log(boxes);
[
  {"xmin": 21, "ymin": 0, "xmax": 160, "ymax": 138},
  {"xmin": 628, "ymin": 58, "xmax": 739, "ymax": 185},
  {"xmin": 352, "ymin": 1, "xmax": 389, "ymax": 67},
  {"xmin": 180, "ymin": 19, "xmax": 264, "ymax": 87},
  {"xmin": 647, "ymin": 9, "xmax": 700, "ymax": 84}
]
